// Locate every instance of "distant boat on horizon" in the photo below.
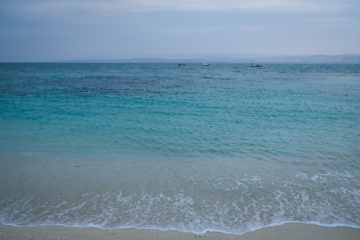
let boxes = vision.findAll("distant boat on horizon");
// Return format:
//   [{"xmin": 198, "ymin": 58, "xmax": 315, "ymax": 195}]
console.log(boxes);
[
  {"xmin": 202, "ymin": 63, "xmax": 210, "ymax": 66},
  {"xmin": 251, "ymin": 64, "xmax": 262, "ymax": 67}
]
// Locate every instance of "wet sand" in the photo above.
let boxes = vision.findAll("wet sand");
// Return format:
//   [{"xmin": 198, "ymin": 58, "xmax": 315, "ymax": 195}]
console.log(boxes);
[{"xmin": 1, "ymin": 223, "xmax": 360, "ymax": 240}]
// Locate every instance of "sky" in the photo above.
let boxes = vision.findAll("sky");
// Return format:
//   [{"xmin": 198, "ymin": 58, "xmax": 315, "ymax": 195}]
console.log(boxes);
[{"xmin": 1, "ymin": 0, "xmax": 360, "ymax": 61}]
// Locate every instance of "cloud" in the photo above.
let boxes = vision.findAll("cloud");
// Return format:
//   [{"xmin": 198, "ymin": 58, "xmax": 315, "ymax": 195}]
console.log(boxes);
[
  {"xmin": 1, "ymin": 0, "xmax": 359, "ymax": 61},
  {"xmin": 124, "ymin": 0, "xmax": 345, "ymax": 13},
  {"xmin": 6, "ymin": 0, "xmax": 355, "ymax": 14}
]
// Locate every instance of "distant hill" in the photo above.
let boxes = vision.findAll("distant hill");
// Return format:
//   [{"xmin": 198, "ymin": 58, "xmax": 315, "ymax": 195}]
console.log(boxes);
[{"xmin": 253, "ymin": 54, "xmax": 360, "ymax": 64}]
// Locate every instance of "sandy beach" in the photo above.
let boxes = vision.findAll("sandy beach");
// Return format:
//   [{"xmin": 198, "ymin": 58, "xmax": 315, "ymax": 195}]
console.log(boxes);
[{"xmin": 1, "ymin": 223, "xmax": 359, "ymax": 240}]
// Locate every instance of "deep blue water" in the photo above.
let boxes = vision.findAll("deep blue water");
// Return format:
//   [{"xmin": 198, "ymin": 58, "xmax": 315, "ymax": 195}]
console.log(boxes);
[{"xmin": 0, "ymin": 63, "xmax": 359, "ymax": 234}]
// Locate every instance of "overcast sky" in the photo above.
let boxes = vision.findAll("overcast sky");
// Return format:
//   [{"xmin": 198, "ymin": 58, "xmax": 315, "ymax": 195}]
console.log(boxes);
[{"xmin": 1, "ymin": 0, "xmax": 359, "ymax": 61}]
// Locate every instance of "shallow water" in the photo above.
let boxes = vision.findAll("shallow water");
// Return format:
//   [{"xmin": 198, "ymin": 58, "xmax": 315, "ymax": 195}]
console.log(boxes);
[{"xmin": 0, "ymin": 63, "xmax": 359, "ymax": 234}]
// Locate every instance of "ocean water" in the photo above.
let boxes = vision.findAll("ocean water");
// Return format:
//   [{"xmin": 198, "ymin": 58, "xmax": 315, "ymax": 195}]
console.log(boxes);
[{"xmin": 0, "ymin": 63, "xmax": 359, "ymax": 234}]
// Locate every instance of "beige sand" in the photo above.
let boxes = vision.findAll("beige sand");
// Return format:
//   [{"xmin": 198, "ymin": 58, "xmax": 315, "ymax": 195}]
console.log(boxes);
[{"xmin": 1, "ymin": 223, "xmax": 359, "ymax": 240}]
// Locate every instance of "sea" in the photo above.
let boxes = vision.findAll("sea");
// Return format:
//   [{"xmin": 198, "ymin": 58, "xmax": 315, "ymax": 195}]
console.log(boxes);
[{"xmin": 0, "ymin": 63, "xmax": 359, "ymax": 235}]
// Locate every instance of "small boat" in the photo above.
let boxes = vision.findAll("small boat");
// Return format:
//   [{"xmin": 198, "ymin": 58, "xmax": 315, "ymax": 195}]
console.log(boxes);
[
  {"xmin": 202, "ymin": 63, "xmax": 210, "ymax": 66},
  {"xmin": 251, "ymin": 64, "xmax": 262, "ymax": 67}
]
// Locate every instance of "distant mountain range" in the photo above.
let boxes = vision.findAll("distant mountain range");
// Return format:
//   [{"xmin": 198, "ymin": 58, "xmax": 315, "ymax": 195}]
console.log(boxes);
[
  {"xmin": 249, "ymin": 54, "xmax": 360, "ymax": 64},
  {"xmin": 71, "ymin": 54, "xmax": 360, "ymax": 64}
]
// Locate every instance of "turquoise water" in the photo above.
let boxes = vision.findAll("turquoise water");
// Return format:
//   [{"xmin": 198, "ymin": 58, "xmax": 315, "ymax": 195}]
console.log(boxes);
[{"xmin": 0, "ymin": 63, "xmax": 359, "ymax": 234}]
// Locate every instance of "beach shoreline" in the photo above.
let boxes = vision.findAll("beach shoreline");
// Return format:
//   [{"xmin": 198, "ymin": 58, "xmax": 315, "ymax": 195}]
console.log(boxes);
[{"xmin": 1, "ymin": 223, "xmax": 360, "ymax": 240}]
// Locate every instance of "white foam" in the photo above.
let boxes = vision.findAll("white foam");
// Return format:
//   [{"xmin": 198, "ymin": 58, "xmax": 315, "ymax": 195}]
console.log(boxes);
[{"xmin": 1, "ymin": 166, "xmax": 360, "ymax": 236}]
